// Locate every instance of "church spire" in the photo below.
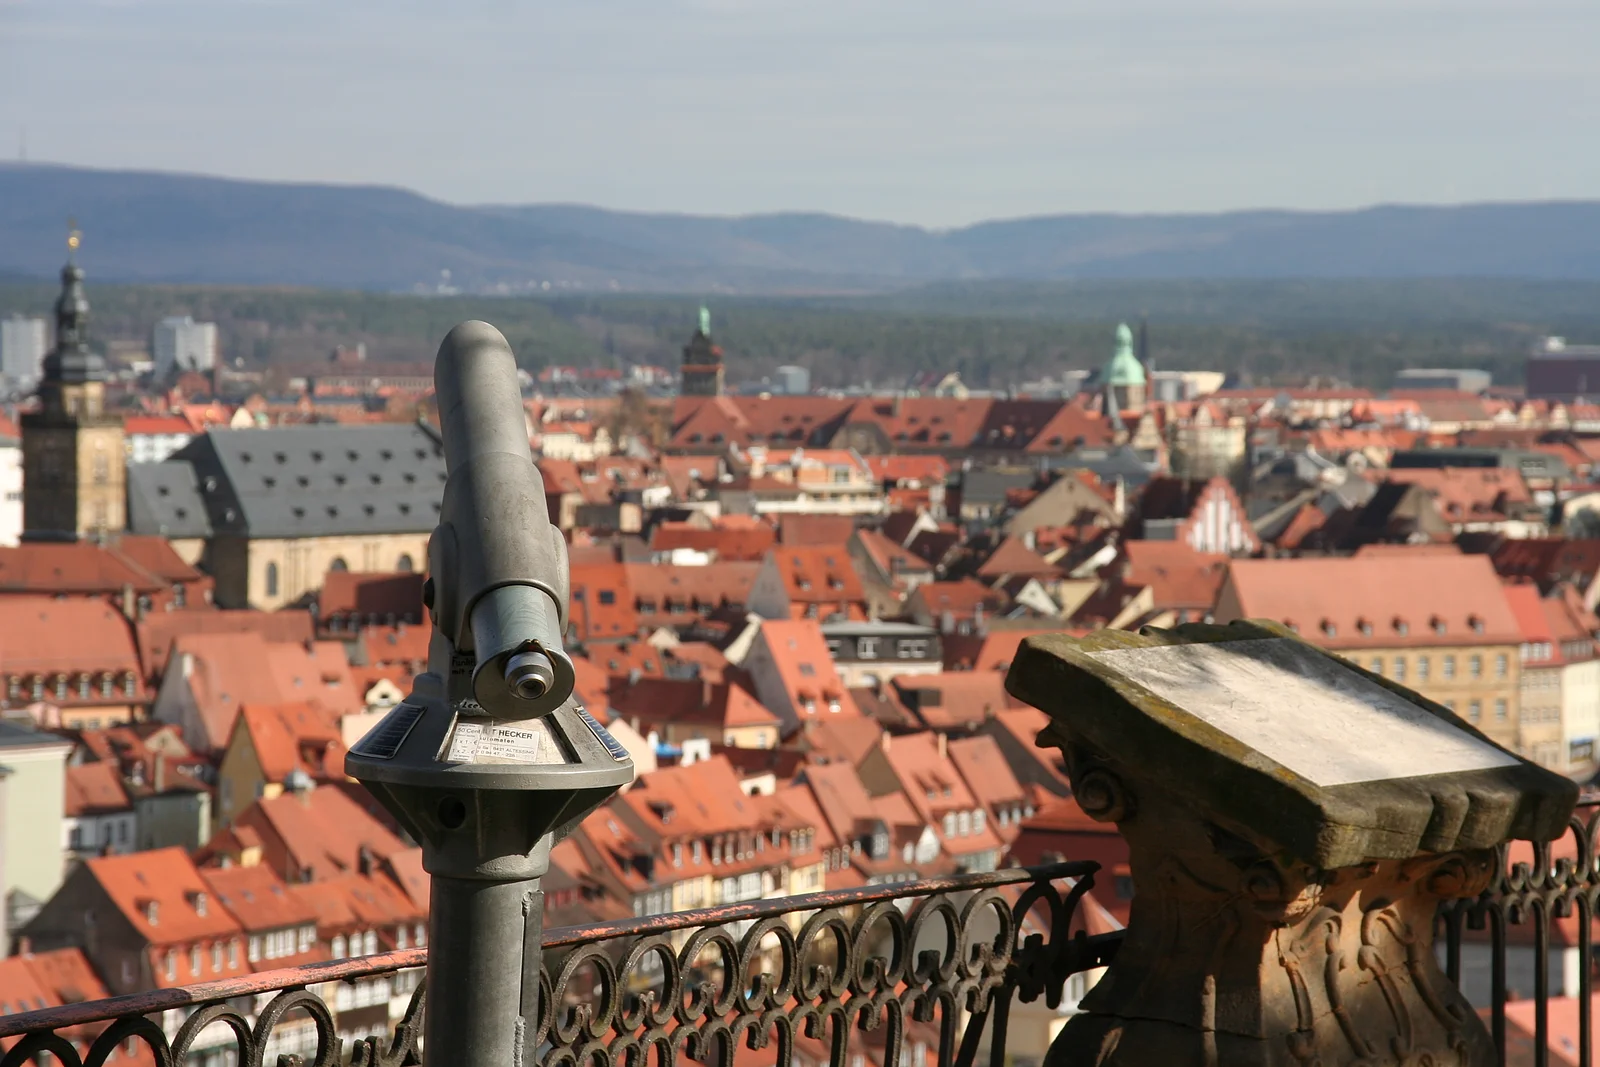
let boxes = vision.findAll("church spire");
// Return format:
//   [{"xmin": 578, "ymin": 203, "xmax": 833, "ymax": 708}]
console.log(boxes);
[{"xmin": 42, "ymin": 223, "xmax": 106, "ymax": 386}]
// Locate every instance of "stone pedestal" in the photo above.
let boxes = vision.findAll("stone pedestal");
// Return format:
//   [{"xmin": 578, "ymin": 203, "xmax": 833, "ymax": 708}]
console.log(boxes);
[{"xmin": 1006, "ymin": 622, "xmax": 1578, "ymax": 1067}]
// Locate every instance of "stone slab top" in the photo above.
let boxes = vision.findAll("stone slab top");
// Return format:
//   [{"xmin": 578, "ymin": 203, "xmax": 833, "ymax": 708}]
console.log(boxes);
[{"xmin": 1006, "ymin": 620, "xmax": 1579, "ymax": 869}]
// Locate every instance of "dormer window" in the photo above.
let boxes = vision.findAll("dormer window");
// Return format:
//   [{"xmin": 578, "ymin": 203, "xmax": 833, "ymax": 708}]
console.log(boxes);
[
  {"xmin": 1432, "ymin": 617, "xmax": 1447, "ymax": 635},
  {"xmin": 1357, "ymin": 618, "xmax": 1373, "ymax": 637},
  {"xmin": 1321, "ymin": 620, "xmax": 1337, "ymax": 637},
  {"xmin": 1469, "ymin": 615, "xmax": 1485, "ymax": 634},
  {"xmin": 692, "ymin": 840, "xmax": 703, "ymax": 864},
  {"xmin": 190, "ymin": 891, "xmax": 207, "ymax": 917},
  {"xmin": 1394, "ymin": 617, "xmax": 1409, "ymax": 636},
  {"xmin": 145, "ymin": 900, "xmax": 159, "ymax": 925}
]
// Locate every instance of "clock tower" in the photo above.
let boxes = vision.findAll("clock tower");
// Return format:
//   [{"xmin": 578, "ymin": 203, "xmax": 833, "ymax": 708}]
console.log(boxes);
[{"xmin": 21, "ymin": 234, "xmax": 126, "ymax": 541}]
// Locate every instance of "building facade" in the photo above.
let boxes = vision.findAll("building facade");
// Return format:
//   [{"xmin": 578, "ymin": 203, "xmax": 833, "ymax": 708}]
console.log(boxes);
[
  {"xmin": 0, "ymin": 314, "xmax": 47, "ymax": 391},
  {"xmin": 152, "ymin": 316, "xmax": 218, "ymax": 379}
]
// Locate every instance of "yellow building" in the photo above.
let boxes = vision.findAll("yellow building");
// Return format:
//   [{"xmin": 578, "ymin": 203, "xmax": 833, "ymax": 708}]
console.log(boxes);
[{"xmin": 1216, "ymin": 552, "xmax": 1523, "ymax": 749}]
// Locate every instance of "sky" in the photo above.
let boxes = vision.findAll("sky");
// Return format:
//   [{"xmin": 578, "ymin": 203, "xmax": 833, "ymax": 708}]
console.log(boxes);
[{"xmin": 1, "ymin": 0, "xmax": 1597, "ymax": 227}]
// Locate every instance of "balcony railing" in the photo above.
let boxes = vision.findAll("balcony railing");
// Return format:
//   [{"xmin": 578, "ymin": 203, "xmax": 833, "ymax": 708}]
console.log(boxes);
[
  {"xmin": 0, "ymin": 860, "xmax": 1114, "ymax": 1067},
  {"xmin": 10, "ymin": 803, "xmax": 1600, "ymax": 1067}
]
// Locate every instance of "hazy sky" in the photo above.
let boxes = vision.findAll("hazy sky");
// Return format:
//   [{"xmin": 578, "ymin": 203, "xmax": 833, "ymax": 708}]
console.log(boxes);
[{"xmin": 2, "ymin": 0, "xmax": 1597, "ymax": 226}]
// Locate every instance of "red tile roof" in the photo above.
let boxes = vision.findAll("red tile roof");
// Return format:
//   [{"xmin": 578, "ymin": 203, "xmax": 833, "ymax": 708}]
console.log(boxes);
[
  {"xmin": 608, "ymin": 677, "xmax": 779, "ymax": 731},
  {"xmin": 135, "ymin": 609, "xmax": 315, "ymax": 683},
  {"xmin": 0, "ymin": 542, "xmax": 165, "ymax": 595},
  {"xmin": 291, "ymin": 871, "xmax": 423, "ymax": 939},
  {"xmin": 0, "ymin": 596, "xmax": 142, "ymax": 699},
  {"xmin": 568, "ymin": 562, "xmax": 642, "ymax": 642},
  {"xmin": 86, "ymin": 847, "xmax": 246, "ymax": 949},
  {"xmin": 891, "ymin": 672, "xmax": 1026, "ymax": 731},
  {"xmin": 1221, "ymin": 554, "xmax": 1522, "ymax": 648},
  {"xmin": 776, "ymin": 515, "xmax": 857, "ymax": 547},
  {"xmin": 947, "ymin": 735, "xmax": 1027, "ymax": 811},
  {"xmin": 317, "ymin": 571, "xmax": 425, "ymax": 623},
  {"xmin": 234, "ymin": 784, "xmax": 408, "ymax": 883},
  {"xmin": 649, "ymin": 520, "xmax": 776, "ymax": 561},
  {"xmin": 754, "ymin": 619, "xmax": 862, "ymax": 720},
  {"xmin": 65, "ymin": 762, "xmax": 132, "ymax": 817},
  {"xmin": 235, "ymin": 702, "xmax": 346, "ymax": 783},
  {"xmin": 880, "ymin": 733, "xmax": 1004, "ymax": 858},
  {"xmin": 170, "ymin": 632, "xmax": 361, "ymax": 752},
  {"xmin": 975, "ymin": 537, "xmax": 1061, "ymax": 581},
  {"xmin": 766, "ymin": 546, "xmax": 866, "ymax": 609},
  {"xmin": 201, "ymin": 864, "xmax": 321, "ymax": 935},
  {"xmin": 624, "ymin": 561, "xmax": 760, "ymax": 625},
  {"xmin": 1119, "ymin": 540, "xmax": 1231, "ymax": 611}
]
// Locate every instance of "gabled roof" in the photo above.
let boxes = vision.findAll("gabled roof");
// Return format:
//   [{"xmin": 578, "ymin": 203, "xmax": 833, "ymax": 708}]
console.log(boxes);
[
  {"xmin": 608, "ymin": 677, "xmax": 778, "ymax": 730},
  {"xmin": 235, "ymin": 784, "xmax": 408, "ymax": 883},
  {"xmin": 65, "ymin": 762, "xmax": 133, "ymax": 817},
  {"xmin": 947, "ymin": 735, "xmax": 1026, "ymax": 809},
  {"xmin": 1119, "ymin": 540, "xmax": 1230, "ymax": 611},
  {"xmin": 166, "ymin": 424, "xmax": 445, "ymax": 538},
  {"xmin": 0, "ymin": 542, "xmax": 165, "ymax": 594},
  {"xmin": 168, "ymin": 632, "xmax": 360, "ymax": 751},
  {"xmin": 753, "ymin": 619, "xmax": 861, "ymax": 719},
  {"xmin": 765, "ymin": 546, "xmax": 866, "ymax": 606},
  {"xmin": 136, "ymin": 609, "xmax": 314, "ymax": 682},
  {"xmin": 83, "ymin": 847, "xmax": 246, "ymax": 948},
  {"xmin": 126, "ymin": 461, "xmax": 213, "ymax": 539},
  {"xmin": 568, "ymin": 562, "xmax": 641, "ymax": 641},
  {"xmin": 975, "ymin": 537, "xmax": 1060, "ymax": 581},
  {"xmin": 1221, "ymin": 554, "xmax": 1522, "ymax": 648},
  {"xmin": 0, "ymin": 948, "xmax": 109, "ymax": 1020},
  {"xmin": 0, "ymin": 596, "xmax": 142, "ymax": 686},
  {"xmin": 891, "ymin": 672, "xmax": 1025, "ymax": 731},
  {"xmin": 880, "ymin": 733, "xmax": 1004, "ymax": 857},
  {"xmin": 235, "ymin": 702, "xmax": 346, "ymax": 783},
  {"xmin": 292, "ymin": 870, "xmax": 422, "ymax": 934},
  {"xmin": 201, "ymin": 864, "xmax": 320, "ymax": 934}
]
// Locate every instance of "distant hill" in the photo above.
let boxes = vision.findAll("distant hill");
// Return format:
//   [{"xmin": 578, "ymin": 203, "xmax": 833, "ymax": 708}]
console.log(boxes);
[{"xmin": 5, "ymin": 163, "xmax": 1600, "ymax": 292}]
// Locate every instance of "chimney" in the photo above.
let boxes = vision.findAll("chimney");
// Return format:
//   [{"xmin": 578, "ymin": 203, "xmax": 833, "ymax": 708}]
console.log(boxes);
[
  {"xmin": 880, "ymin": 731, "xmax": 891, "ymax": 753},
  {"xmin": 937, "ymin": 732, "xmax": 947, "ymax": 759}
]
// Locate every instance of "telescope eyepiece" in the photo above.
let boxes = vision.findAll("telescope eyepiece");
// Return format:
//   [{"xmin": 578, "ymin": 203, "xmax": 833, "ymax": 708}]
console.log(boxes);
[{"xmin": 506, "ymin": 649, "xmax": 557, "ymax": 703}]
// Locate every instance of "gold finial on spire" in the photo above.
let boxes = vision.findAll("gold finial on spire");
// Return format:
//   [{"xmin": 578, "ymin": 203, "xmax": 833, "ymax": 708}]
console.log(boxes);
[{"xmin": 67, "ymin": 218, "xmax": 81, "ymax": 257}]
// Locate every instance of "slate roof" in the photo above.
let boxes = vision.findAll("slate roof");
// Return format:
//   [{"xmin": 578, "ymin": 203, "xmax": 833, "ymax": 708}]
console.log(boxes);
[
  {"xmin": 159, "ymin": 425, "xmax": 446, "ymax": 539},
  {"xmin": 126, "ymin": 461, "xmax": 213, "ymax": 539}
]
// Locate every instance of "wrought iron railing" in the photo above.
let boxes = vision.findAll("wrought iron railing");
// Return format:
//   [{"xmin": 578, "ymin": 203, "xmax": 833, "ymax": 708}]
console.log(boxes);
[
  {"xmin": 0, "ymin": 860, "xmax": 1114, "ymax": 1067},
  {"xmin": 1439, "ymin": 798, "xmax": 1600, "ymax": 1067}
]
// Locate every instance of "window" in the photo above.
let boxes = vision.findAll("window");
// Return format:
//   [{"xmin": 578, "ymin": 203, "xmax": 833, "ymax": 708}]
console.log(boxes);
[
  {"xmin": 1469, "ymin": 701, "xmax": 1481, "ymax": 722},
  {"xmin": 1470, "ymin": 655, "xmax": 1482, "ymax": 679},
  {"xmin": 900, "ymin": 639, "xmax": 928, "ymax": 659},
  {"xmin": 1497, "ymin": 654, "xmax": 1508, "ymax": 678},
  {"xmin": 1495, "ymin": 699, "xmax": 1507, "ymax": 721},
  {"xmin": 957, "ymin": 811, "xmax": 972, "ymax": 836},
  {"xmin": 190, "ymin": 946, "xmax": 201, "ymax": 977},
  {"xmin": 974, "ymin": 808, "xmax": 986, "ymax": 833},
  {"xmin": 329, "ymin": 558, "xmax": 349, "ymax": 573},
  {"xmin": 598, "ymin": 590, "xmax": 616, "ymax": 606},
  {"xmin": 249, "ymin": 936, "xmax": 261, "ymax": 962},
  {"xmin": 858, "ymin": 638, "xmax": 878, "ymax": 660},
  {"xmin": 1417, "ymin": 657, "xmax": 1430, "ymax": 681},
  {"xmin": 165, "ymin": 952, "xmax": 176, "ymax": 982},
  {"xmin": 1369, "ymin": 658, "xmax": 1383, "ymax": 675},
  {"xmin": 265, "ymin": 562, "xmax": 279, "ymax": 598},
  {"xmin": 1443, "ymin": 656, "xmax": 1456, "ymax": 680},
  {"xmin": 212, "ymin": 943, "xmax": 222, "ymax": 973},
  {"xmin": 1393, "ymin": 658, "xmax": 1407, "ymax": 681},
  {"xmin": 673, "ymin": 844, "xmax": 682, "ymax": 867},
  {"xmin": 397, "ymin": 554, "xmax": 415, "ymax": 573},
  {"xmin": 332, "ymin": 936, "xmax": 346, "ymax": 959},
  {"xmin": 692, "ymin": 840, "xmax": 703, "ymax": 864},
  {"xmin": 943, "ymin": 813, "xmax": 956, "ymax": 838},
  {"xmin": 364, "ymin": 931, "xmax": 377, "ymax": 956}
]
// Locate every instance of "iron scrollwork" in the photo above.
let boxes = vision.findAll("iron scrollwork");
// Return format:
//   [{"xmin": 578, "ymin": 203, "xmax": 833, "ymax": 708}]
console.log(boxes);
[{"xmin": 0, "ymin": 863, "xmax": 1105, "ymax": 1067}]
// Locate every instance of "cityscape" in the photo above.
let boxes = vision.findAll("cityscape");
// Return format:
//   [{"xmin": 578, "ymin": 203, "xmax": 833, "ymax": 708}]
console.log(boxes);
[{"xmin": 4, "ymin": 1, "xmax": 1600, "ymax": 1064}]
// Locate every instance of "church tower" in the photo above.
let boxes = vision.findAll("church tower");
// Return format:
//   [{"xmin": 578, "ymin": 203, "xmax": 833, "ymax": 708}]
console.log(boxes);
[
  {"xmin": 1104, "ymin": 322, "xmax": 1148, "ymax": 414},
  {"xmin": 679, "ymin": 305, "xmax": 725, "ymax": 397},
  {"xmin": 22, "ymin": 232, "xmax": 126, "ymax": 541}
]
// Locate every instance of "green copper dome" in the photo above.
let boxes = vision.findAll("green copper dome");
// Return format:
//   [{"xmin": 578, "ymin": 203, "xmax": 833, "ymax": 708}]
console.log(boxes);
[{"xmin": 1105, "ymin": 322, "xmax": 1146, "ymax": 387}]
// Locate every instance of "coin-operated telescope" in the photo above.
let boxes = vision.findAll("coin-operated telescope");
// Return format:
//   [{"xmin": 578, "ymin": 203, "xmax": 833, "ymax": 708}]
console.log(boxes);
[{"xmin": 346, "ymin": 321, "xmax": 634, "ymax": 1067}]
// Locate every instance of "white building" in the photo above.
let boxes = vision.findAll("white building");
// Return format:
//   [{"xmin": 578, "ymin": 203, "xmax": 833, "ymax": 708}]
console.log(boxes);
[
  {"xmin": 774, "ymin": 365, "xmax": 811, "ymax": 395},
  {"xmin": 0, "ymin": 315, "xmax": 47, "ymax": 392},
  {"xmin": 152, "ymin": 316, "xmax": 218, "ymax": 379},
  {"xmin": 0, "ymin": 426, "xmax": 20, "ymax": 547}
]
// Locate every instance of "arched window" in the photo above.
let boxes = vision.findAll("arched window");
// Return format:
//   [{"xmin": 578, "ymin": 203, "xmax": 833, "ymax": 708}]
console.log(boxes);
[
  {"xmin": 265, "ymin": 562, "xmax": 279, "ymax": 598},
  {"xmin": 329, "ymin": 558, "xmax": 349, "ymax": 573},
  {"xmin": 396, "ymin": 554, "xmax": 415, "ymax": 573}
]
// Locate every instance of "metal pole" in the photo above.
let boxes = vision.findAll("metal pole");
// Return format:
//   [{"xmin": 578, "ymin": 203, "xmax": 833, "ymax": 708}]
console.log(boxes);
[{"xmin": 425, "ymin": 875, "xmax": 542, "ymax": 1066}]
